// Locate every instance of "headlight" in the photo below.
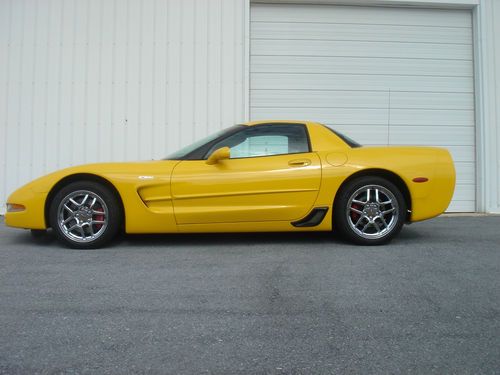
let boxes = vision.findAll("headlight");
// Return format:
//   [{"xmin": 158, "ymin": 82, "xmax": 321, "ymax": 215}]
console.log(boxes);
[{"xmin": 6, "ymin": 203, "xmax": 25, "ymax": 212}]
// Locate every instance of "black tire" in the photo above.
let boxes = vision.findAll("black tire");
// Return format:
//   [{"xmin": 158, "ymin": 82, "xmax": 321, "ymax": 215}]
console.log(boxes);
[
  {"xmin": 333, "ymin": 176, "xmax": 406, "ymax": 245},
  {"xmin": 49, "ymin": 181, "xmax": 122, "ymax": 249}
]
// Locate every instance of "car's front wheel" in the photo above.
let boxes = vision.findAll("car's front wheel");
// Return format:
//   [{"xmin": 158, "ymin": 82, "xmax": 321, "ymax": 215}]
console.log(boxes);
[
  {"xmin": 334, "ymin": 176, "xmax": 407, "ymax": 245},
  {"xmin": 49, "ymin": 181, "xmax": 122, "ymax": 249}
]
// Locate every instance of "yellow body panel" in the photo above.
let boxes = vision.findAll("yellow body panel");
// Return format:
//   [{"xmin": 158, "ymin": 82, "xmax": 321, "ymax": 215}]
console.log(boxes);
[
  {"xmin": 171, "ymin": 152, "xmax": 321, "ymax": 224},
  {"xmin": 6, "ymin": 161, "xmax": 180, "ymax": 233},
  {"xmin": 5, "ymin": 121, "xmax": 456, "ymax": 234}
]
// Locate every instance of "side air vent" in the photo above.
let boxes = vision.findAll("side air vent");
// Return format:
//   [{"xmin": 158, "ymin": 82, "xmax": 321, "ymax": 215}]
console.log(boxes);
[{"xmin": 291, "ymin": 207, "xmax": 329, "ymax": 227}]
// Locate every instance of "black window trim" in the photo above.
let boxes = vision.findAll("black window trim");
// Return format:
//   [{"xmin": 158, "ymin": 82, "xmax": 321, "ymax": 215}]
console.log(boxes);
[
  {"xmin": 180, "ymin": 122, "xmax": 312, "ymax": 161},
  {"xmin": 178, "ymin": 125, "xmax": 246, "ymax": 160},
  {"xmin": 321, "ymin": 124, "xmax": 362, "ymax": 148}
]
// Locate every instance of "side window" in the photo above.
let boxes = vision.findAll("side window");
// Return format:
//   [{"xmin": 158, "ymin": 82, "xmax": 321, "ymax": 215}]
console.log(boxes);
[
  {"xmin": 231, "ymin": 135, "xmax": 288, "ymax": 158},
  {"xmin": 205, "ymin": 124, "xmax": 310, "ymax": 159}
]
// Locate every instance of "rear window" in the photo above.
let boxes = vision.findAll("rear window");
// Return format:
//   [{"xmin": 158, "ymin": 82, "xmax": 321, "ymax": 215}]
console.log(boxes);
[{"xmin": 322, "ymin": 125, "xmax": 362, "ymax": 148}]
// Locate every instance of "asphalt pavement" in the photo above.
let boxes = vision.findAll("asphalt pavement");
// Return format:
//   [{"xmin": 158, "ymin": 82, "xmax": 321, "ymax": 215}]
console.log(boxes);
[{"xmin": 0, "ymin": 215, "xmax": 499, "ymax": 374}]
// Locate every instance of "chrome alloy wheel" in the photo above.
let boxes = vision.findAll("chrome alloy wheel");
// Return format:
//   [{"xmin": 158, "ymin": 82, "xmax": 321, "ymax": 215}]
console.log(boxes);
[
  {"xmin": 346, "ymin": 184, "xmax": 399, "ymax": 240},
  {"xmin": 57, "ymin": 190, "xmax": 109, "ymax": 243}
]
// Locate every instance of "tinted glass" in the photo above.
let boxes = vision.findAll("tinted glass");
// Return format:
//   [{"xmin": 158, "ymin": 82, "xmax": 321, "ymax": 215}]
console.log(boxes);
[
  {"xmin": 206, "ymin": 124, "xmax": 310, "ymax": 159},
  {"xmin": 164, "ymin": 125, "xmax": 244, "ymax": 160},
  {"xmin": 321, "ymin": 124, "xmax": 362, "ymax": 148}
]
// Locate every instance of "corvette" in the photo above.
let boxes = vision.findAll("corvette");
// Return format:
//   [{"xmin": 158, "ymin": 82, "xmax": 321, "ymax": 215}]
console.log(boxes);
[{"xmin": 5, "ymin": 120, "xmax": 455, "ymax": 249}]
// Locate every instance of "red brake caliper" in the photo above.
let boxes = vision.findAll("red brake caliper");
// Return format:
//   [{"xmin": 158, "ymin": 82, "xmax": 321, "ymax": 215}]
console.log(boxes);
[
  {"xmin": 351, "ymin": 203, "xmax": 361, "ymax": 222},
  {"xmin": 94, "ymin": 207, "xmax": 104, "ymax": 230}
]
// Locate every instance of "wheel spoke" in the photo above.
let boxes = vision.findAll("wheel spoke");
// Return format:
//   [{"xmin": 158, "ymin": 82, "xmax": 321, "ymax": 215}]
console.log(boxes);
[
  {"xmin": 379, "ymin": 216, "xmax": 389, "ymax": 228},
  {"xmin": 352, "ymin": 199, "xmax": 366, "ymax": 205},
  {"xmin": 69, "ymin": 198, "xmax": 80, "ymax": 207},
  {"xmin": 373, "ymin": 221, "xmax": 382, "ymax": 233},
  {"xmin": 92, "ymin": 220, "xmax": 105, "ymax": 225},
  {"xmin": 350, "ymin": 207, "xmax": 363, "ymax": 215},
  {"xmin": 81, "ymin": 194, "xmax": 89, "ymax": 206},
  {"xmin": 366, "ymin": 189, "xmax": 371, "ymax": 202},
  {"xmin": 67, "ymin": 224, "xmax": 79, "ymax": 233},
  {"xmin": 90, "ymin": 197, "xmax": 97, "ymax": 208},
  {"xmin": 62, "ymin": 215, "xmax": 75, "ymax": 225},
  {"xmin": 92, "ymin": 210, "xmax": 105, "ymax": 216},
  {"xmin": 79, "ymin": 226, "xmax": 86, "ymax": 239},
  {"xmin": 382, "ymin": 207, "xmax": 395, "ymax": 215},
  {"xmin": 63, "ymin": 204, "xmax": 74, "ymax": 214},
  {"xmin": 354, "ymin": 216, "xmax": 365, "ymax": 227}
]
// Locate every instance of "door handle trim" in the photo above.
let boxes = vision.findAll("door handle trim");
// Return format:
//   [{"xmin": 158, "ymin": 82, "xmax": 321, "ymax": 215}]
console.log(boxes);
[{"xmin": 288, "ymin": 159, "xmax": 311, "ymax": 167}]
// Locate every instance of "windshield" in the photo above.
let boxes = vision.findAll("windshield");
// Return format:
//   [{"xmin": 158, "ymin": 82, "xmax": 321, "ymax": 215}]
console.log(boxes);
[{"xmin": 164, "ymin": 125, "xmax": 245, "ymax": 160}]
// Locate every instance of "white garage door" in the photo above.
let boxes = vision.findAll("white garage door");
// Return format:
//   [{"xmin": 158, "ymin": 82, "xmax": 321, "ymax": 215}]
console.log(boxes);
[{"xmin": 250, "ymin": 4, "xmax": 475, "ymax": 212}]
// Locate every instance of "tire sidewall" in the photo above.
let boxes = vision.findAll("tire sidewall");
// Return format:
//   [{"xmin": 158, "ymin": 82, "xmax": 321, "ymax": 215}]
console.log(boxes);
[
  {"xmin": 49, "ymin": 181, "xmax": 121, "ymax": 249},
  {"xmin": 334, "ymin": 176, "xmax": 407, "ymax": 245}
]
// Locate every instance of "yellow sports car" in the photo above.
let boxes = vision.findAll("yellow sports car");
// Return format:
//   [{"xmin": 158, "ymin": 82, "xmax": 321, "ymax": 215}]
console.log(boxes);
[{"xmin": 5, "ymin": 120, "xmax": 455, "ymax": 249}]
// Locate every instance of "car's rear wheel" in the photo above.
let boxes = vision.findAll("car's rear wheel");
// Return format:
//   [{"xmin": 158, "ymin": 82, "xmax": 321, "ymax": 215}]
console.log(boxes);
[
  {"xmin": 334, "ymin": 176, "xmax": 406, "ymax": 245},
  {"xmin": 49, "ymin": 181, "xmax": 121, "ymax": 249}
]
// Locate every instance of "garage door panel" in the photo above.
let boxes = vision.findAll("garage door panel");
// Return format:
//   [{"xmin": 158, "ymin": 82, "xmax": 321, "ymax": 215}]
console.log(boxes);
[
  {"xmin": 455, "ymin": 163, "xmax": 476, "ymax": 185},
  {"xmin": 448, "ymin": 201, "xmax": 475, "ymax": 212},
  {"xmin": 251, "ymin": 89, "xmax": 389, "ymax": 108},
  {"xmin": 390, "ymin": 109, "xmax": 474, "ymax": 126},
  {"xmin": 252, "ymin": 106, "xmax": 473, "ymax": 128},
  {"xmin": 250, "ymin": 4, "xmax": 475, "ymax": 212},
  {"xmin": 389, "ymin": 126, "xmax": 475, "ymax": 146},
  {"xmin": 252, "ymin": 73, "xmax": 473, "ymax": 92},
  {"xmin": 252, "ymin": 4, "xmax": 471, "ymax": 28},
  {"xmin": 450, "ymin": 185, "xmax": 475, "ymax": 201},
  {"xmin": 251, "ymin": 56, "xmax": 473, "ymax": 77},
  {"xmin": 391, "ymin": 92, "xmax": 474, "ymax": 110},
  {"xmin": 448, "ymin": 184, "xmax": 475, "ymax": 211},
  {"xmin": 251, "ymin": 90, "xmax": 474, "ymax": 111},
  {"xmin": 252, "ymin": 39, "xmax": 472, "ymax": 60},
  {"xmin": 252, "ymin": 22, "xmax": 472, "ymax": 45}
]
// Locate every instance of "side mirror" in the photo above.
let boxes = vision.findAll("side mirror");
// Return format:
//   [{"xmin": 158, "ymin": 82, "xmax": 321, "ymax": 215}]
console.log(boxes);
[{"xmin": 206, "ymin": 147, "xmax": 230, "ymax": 165}]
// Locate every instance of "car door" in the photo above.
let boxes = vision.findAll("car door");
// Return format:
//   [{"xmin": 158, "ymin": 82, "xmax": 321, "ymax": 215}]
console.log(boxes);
[{"xmin": 170, "ymin": 124, "xmax": 322, "ymax": 225}]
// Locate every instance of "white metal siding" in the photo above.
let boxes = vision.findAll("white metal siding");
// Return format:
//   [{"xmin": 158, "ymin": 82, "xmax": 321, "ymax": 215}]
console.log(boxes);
[
  {"xmin": 0, "ymin": 0, "xmax": 246, "ymax": 213},
  {"xmin": 495, "ymin": 2, "xmax": 500, "ymax": 212},
  {"xmin": 478, "ymin": 0, "xmax": 500, "ymax": 213},
  {"xmin": 250, "ymin": 3, "xmax": 475, "ymax": 212}
]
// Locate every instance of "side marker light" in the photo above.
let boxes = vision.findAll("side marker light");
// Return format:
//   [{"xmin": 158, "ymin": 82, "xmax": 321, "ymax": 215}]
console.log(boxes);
[
  {"xmin": 412, "ymin": 177, "xmax": 429, "ymax": 183},
  {"xmin": 6, "ymin": 203, "xmax": 26, "ymax": 212}
]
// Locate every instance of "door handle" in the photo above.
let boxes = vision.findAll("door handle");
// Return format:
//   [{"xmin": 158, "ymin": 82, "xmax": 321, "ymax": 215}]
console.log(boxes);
[{"xmin": 288, "ymin": 159, "xmax": 311, "ymax": 167}]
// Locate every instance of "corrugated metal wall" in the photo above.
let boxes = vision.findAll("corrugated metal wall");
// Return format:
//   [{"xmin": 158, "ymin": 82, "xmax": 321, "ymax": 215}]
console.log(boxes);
[
  {"xmin": 0, "ymin": 0, "xmax": 247, "ymax": 213},
  {"xmin": 485, "ymin": 0, "xmax": 500, "ymax": 212},
  {"xmin": 495, "ymin": 1, "xmax": 500, "ymax": 212}
]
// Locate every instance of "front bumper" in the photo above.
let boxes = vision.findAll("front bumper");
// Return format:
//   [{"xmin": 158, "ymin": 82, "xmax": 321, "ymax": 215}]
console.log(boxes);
[{"xmin": 5, "ymin": 188, "xmax": 47, "ymax": 230}]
